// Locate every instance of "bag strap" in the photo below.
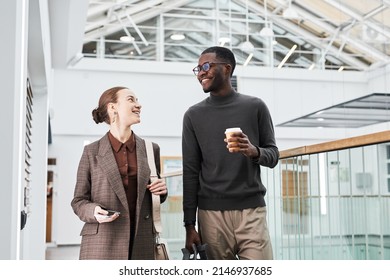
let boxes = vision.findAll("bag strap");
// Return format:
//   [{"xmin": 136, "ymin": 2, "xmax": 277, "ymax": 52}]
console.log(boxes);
[{"xmin": 145, "ymin": 140, "xmax": 163, "ymax": 234}]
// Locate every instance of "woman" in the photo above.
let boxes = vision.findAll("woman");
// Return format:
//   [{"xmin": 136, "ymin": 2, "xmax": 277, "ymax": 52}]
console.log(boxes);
[{"xmin": 71, "ymin": 86, "xmax": 167, "ymax": 260}]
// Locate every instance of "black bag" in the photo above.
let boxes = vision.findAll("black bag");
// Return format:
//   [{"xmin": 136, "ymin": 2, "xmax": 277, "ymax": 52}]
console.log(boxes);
[{"xmin": 182, "ymin": 243, "xmax": 208, "ymax": 260}]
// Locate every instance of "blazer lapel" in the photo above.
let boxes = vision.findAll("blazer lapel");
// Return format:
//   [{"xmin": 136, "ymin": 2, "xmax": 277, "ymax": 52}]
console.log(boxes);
[
  {"xmin": 135, "ymin": 135, "xmax": 151, "ymax": 233},
  {"xmin": 96, "ymin": 134, "xmax": 129, "ymax": 213}
]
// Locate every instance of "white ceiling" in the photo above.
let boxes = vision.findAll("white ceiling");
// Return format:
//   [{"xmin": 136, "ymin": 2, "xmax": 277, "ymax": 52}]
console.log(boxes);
[{"xmin": 79, "ymin": 0, "xmax": 390, "ymax": 71}]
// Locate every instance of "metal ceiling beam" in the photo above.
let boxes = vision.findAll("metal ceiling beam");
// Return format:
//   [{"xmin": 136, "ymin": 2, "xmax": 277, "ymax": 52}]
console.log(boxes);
[
  {"xmin": 86, "ymin": 0, "xmax": 130, "ymax": 18},
  {"xmin": 85, "ymin": 0, "xmax": 165, "ymax": 34},
  {"xmin": 288, "ymin": 0, "xmax": 389, "ymax": 64},
  {"xmin": 114, "ymin": 12, "xmax": 142, "ymax": 55},
  {"xmin": 363, "ymin": 4, "xmax": 387, "ymax": 20},
  {"xmin": 85, "ymin": 0, "xmax": 273, "ymax": 66},
  {"xmin": 84, "ymin": 0, "xmax": 193, "ymax": 42},
  {"xmin": 242, "ymin": 0, "xmax": 369, "ymax": 70},
  {"xmin": 82, "ymin": 0, "xmax": 389, "ymax": 70},
  {"xmin": 383, "ymin": 0, "xmax": 390, "ymax": 8},
  {"xmin": 322, "ymin": 0, "xmax": 390, "ymax": 41}
]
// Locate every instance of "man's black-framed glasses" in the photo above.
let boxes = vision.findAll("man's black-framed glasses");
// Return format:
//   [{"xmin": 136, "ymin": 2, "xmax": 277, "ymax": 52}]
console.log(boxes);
[{"xmin": 192, "ymin": 62, "xmax": 228, "ymax": 75}]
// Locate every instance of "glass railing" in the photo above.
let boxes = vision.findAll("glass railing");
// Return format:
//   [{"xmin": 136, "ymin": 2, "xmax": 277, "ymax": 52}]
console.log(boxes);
[
  {"xmin": 160, "ymin": 171, "xmax": 185, "ymax": 260},
  {"xmin": 263, "ymin": 130, "xmax": 390, "ymax": 260},
  {"xmin": 160, "ymin": 130, "xmax": 390, "ymax": 259}
]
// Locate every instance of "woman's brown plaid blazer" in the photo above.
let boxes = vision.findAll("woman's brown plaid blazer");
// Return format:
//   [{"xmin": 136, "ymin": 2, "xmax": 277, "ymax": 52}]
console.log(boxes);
[{"xmin": 71, "ymin": 133, "xmax": 166, "ymax": 259}]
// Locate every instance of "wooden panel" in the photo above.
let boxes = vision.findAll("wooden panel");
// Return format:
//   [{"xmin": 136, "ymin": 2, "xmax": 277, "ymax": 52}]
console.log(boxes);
[
  {"xmin": 46, "ymin": 168, "xmax": 55, "ymax": 242},
  {"xmin": 282, "ymin": 170, "xmax": 309, "ymax": 234},
  {"xmin": 282, "ymin": 170, "xmax": 308, "ymax": 213}
]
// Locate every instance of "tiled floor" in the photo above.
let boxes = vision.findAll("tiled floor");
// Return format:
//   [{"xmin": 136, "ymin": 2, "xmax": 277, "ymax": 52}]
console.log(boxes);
[
  {"xmin": 45, "ymin": 244, "xmax": 80, "ymax": 260},
  {"xmin": 45, "ymin": 239, "xmax": 184, "ymax": 260}
]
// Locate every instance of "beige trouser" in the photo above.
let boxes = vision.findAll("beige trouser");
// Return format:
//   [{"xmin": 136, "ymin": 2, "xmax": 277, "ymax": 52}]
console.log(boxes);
[{"xmin": 198, "ymin": 207, "xmax": 273, "ymax": 260}]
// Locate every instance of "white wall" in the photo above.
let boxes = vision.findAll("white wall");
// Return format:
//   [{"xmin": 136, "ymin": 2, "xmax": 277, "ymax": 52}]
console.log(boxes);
[
  {"xmin": 367, "ymin": 64, "xmax": 390, "ymax": 94},
  {"xmin": 18, "ymin": 0, "xmax": 52, "ymax": 260},
  {"xmin": 0, "ymin": 0, "xmax": 29, "ymax": 260},
  {"xmin": 50, "ymin": 63, "xmax": 202, "ymax": 138},
  {"xmin": 52, "ymin": 58, "xmax": 374, "ymax": 141},
  {"xmin": 23, "ymin": 90, "xmax": 49, "ymax": 259},
  {"xmin": 47, "ymin": 58, "xmax": 389, "ymax": 245},
  {"xmin": 0, "ymin": 0, "xmax": 53, "ymax": 259}
]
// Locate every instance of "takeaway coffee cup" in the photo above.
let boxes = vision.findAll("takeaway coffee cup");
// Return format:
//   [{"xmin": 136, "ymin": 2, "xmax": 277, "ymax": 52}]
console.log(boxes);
[{"xmin": 225, "ymin": 127, "xmax": 242, "ymax": 152}]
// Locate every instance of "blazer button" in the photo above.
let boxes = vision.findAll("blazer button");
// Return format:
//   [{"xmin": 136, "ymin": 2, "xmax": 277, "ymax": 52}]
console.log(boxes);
[{"xmin": 144, "ymin": 214, "xmax": 150, "ymax": 220}]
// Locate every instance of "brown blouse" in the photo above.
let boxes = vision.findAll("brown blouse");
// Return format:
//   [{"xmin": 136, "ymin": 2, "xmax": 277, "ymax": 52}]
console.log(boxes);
[{"xmin": 108, "ymin": 131, "xmax": 137, "ymax": 257}]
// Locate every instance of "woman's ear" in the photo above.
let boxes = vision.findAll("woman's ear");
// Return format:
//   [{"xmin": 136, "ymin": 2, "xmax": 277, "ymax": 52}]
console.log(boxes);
[
  {"xmin": 107, "ymin": 102, "xmax": 116, "ymax": 113},
  {"xmin": 107, "ymin": 103, "xmax": 117, "ymax": 124}
]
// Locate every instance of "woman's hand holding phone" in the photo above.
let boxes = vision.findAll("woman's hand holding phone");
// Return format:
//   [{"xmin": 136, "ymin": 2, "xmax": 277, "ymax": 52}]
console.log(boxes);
[{"xmin": 94, "ymin": 206, "xmax": 120, "ymax": 223}]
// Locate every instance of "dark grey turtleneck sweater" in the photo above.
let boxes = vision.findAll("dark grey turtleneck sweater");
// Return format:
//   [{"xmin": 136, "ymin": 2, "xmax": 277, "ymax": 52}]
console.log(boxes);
[{"xmin": 182, "ymin": 91, "xmax": 279, "ymax": 222}]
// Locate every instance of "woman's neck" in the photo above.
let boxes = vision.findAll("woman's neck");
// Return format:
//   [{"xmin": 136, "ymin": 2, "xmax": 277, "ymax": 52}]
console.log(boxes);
[{"xmin": 109, "ymin": 125, "xmax": 132, "ymax": 143}]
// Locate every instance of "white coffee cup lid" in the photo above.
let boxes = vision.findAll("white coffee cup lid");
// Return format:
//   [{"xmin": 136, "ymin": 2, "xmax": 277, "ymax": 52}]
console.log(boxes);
[{"xmin": 225, "ymin": 127, "xmax": 242, "ymax": 133}]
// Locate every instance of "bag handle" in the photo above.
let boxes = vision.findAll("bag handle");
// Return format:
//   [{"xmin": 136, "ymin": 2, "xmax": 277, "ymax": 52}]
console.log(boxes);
[
  {"xmin": 145, "ymin": 140, "xmax": 163, "ymax": 234},
  {"xmin": 181, "ymin": 243, "xmax": 208, "ymax": 260}
]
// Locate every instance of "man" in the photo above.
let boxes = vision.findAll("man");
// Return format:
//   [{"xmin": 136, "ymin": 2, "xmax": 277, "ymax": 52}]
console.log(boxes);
[{"xmin": 182, "ymin": 46, "xmax": 279, "ymax": 260}]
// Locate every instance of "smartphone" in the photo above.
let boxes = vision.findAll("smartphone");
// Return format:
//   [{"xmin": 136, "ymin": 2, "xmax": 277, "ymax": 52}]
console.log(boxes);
[{"xmin": 106, "ymin": 210, "xmax": 120, "ymax": 216}]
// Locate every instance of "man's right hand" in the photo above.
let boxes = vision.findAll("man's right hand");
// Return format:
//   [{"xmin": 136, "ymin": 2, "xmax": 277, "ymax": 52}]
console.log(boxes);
[{"xmin": 185, "ymin": 225, "xmax": 201, "ymax": 253}]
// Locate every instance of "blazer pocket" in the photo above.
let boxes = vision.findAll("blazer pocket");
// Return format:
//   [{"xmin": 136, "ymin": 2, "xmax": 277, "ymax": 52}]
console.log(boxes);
[{"xmin": 80, "ymin": 223, "xmax": 99, "ymax": 236}]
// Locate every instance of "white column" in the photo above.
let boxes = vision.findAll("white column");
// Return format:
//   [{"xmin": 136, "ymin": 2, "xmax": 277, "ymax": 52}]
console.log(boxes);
[
  {"xmin": 0, "ymin": 0, "xmax": 29, "ymax": 260},
  {"xmin": 20, "ymin": 0, "xmax": 51, "ymax": 259},
  {"xmin": 97, "ymin": 36, "xmax": 105, "ymax": 59},
  {"xmin": 312, "ymin": 48, "xmax": 323, "ymax": 70},
  {"xmin": 22, "ymin": 90, "xmax": 49, "ymax": 259},
  {"xmin": 264, "ymin": 37, "xmax": 274, "ymax": 67}
]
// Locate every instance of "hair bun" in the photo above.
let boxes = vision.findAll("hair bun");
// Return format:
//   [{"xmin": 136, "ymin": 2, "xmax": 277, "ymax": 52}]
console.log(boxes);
[{"xmin": 92, "ymin": 108, "xmax": 101, "ymax": 124}]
